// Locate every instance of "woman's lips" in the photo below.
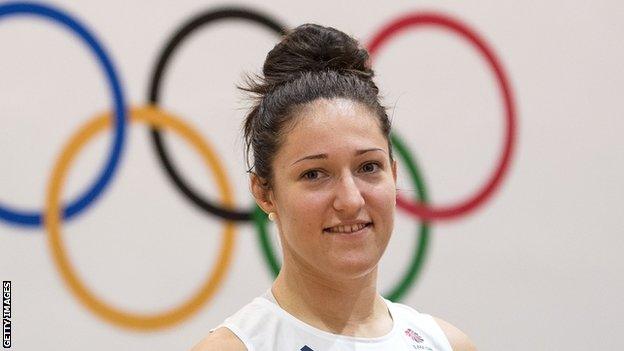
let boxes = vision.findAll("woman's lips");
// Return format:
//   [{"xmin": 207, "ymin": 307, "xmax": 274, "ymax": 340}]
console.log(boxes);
[{"xmin": 324, "ymin": 222, "xmax": 372, "ymax": 234}]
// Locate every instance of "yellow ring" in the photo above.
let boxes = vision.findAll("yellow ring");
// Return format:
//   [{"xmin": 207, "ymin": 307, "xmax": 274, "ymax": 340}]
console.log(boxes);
[{"xmin": 44, "ymin": 106, "xmax": 236, "ymax": 330}]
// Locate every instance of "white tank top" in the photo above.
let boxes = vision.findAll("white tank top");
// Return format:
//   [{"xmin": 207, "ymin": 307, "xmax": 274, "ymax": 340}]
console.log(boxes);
[{"xmin": 211, "ymin": 289, "xmax": 453, "ymax": 351}]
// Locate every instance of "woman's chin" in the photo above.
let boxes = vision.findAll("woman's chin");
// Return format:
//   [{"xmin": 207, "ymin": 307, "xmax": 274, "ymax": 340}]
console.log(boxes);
[{"xmin": 325, "ymin": 253, "xmax": 380, "ymax": 279}]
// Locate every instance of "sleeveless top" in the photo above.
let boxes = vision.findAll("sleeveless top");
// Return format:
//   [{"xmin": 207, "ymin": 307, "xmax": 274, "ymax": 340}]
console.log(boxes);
[{"xmin": 210, "ymin": 289, "xmax": 453, "ymax": 351}]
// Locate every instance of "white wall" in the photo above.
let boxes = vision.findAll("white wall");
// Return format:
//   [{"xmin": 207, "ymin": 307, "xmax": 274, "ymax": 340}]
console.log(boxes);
[{"xmin": 1, "ymin": 1, "xmax": 622, "ymax": 350}]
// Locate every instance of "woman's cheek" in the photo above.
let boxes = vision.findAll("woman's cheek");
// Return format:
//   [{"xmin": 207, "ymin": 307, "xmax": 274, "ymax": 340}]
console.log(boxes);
[
  {"xmin": 285, "ymin": 193, "xmax": 325, "ymax": 224},
  {"xmin": 367, "ymin": 183, "xmax": 396, "ymax": 205}
]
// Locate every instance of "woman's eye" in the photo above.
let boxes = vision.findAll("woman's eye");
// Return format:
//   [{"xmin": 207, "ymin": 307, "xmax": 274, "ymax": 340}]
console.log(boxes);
[
  {"xmin": 360, "ymin": 162, "xmax": 380, "ymax": 173},
  {"xmin": 302, "ymin": 170, "xmax": 321, "ymax": 180}
]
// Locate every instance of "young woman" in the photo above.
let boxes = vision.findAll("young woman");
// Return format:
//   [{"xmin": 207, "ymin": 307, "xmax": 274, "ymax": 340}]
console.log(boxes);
[{"xmin": 192, "ymin": 23, "xmax": 477, "ymax": 351}]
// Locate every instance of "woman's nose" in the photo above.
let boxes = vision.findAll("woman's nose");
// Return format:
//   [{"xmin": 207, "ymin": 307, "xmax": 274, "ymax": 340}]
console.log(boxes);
[{"xmin": 332, "ymin": 173, "xmax": 365, "ymax": 214}]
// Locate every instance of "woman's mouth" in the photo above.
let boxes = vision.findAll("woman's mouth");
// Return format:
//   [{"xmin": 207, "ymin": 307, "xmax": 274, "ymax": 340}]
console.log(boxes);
[{"xmin": 324, "ymin": 222, "xmax": 372, "ymax": 234}]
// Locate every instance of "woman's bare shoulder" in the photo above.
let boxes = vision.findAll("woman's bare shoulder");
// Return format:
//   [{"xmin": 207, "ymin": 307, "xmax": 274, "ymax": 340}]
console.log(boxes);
[
  {"xmin": 432, "ymin": 317, "xmax": 478, "ymax": 351},
  {"xmin": 190, "ymin": 327, "xmax": 247, "ymax": 351}
]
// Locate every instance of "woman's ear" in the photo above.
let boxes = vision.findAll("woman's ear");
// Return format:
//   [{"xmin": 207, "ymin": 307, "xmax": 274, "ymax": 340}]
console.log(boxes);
[
  {"xmin": 391, "ymin": 159, "xmax": 397, "ymax": 183},
  {"xmin": 250, "ymin": 173, "xmax": 276, "ymax": 214},
  {"xmin": 392, "ymin": 159, "xmax": 398, "ymax": 205}
]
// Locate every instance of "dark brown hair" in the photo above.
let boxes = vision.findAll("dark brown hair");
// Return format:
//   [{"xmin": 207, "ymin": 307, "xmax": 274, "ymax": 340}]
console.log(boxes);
[{"xmin": 241, "ymin": 23, "xmax": 392, "ymax": 188}]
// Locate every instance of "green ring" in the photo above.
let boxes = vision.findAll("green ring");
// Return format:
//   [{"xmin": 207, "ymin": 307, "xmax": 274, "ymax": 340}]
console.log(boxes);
[{"xmin": 253, "ymin": 132, "xmax": 431, "ymax": 301}]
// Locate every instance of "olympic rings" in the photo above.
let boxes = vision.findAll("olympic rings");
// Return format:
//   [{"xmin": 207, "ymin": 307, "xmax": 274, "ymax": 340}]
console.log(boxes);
[
  {"xmin": 254, "ymin": 133, "xmax": 431, "ymax": 301},
  {"xmin": 0, "ymin": 2, "xmax": 127, "ymax": 227},
  {"xmin": 148, "ymin": 7, "xmax": 288, "ymax": 222},
  {"xmin": 367, "ymin": 12, "xmax": 517, "ymax": 221},
  {"xmin": 1, "ymin": 3, "xmax": 516, "ymax": 331},
  {"xmin": 44, "ymin": 106, "xmax": 236, "ymax": 330}
]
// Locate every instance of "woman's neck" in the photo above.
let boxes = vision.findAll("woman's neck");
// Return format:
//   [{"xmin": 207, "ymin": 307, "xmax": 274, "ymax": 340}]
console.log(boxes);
[{"xmin": 271, "ymin": 259, "xmax": 392, "ymax": 337}]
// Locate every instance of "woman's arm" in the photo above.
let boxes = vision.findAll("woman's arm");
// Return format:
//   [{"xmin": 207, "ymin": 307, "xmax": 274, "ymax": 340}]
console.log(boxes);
[{"xmin": 433, "ymin": 317, "xmax": 478, "ymax": 351}]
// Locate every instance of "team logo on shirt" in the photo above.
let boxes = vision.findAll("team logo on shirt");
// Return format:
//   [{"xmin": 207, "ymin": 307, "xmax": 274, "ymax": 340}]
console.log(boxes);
[{"xmin": 405, "ymin": 328, "xmax": 425, "ymax": 343}]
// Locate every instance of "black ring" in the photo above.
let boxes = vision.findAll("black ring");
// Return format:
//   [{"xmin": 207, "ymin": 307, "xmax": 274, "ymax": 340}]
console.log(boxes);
[{"xmin": 147, "ymin": 7, "xmax": 288, "ymax": 222}]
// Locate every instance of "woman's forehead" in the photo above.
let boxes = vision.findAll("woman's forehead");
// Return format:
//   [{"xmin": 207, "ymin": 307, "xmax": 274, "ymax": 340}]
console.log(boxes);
[{"xmin": 277, "ymin": 99, "xmax": 388, "ymax": 161}]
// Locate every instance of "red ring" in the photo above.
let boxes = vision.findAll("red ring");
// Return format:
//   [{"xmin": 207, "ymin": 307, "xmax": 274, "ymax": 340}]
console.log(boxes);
[{"xmin": 367, "ymin": 12, "xmax": 517, "ymax": 221}]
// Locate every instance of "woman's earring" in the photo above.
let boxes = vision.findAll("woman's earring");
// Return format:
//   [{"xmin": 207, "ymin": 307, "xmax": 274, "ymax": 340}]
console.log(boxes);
[{"xmin": 268, "ymin": 212, "xmax": 276, "ymax": 221}]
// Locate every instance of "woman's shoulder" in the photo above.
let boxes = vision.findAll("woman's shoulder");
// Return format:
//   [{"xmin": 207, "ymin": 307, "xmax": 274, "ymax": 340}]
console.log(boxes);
[
  {"xmin": 431, "ymin": 316, "xmax": 478, "ymax": 351},
  {"xmin": 190, "ymin": 327, "xmax": 247, "ymax": 351},
  {"xmin": 389, "ymin": 301, "xmax": 477, "ymax": 351},
  {"xmin": 190, "ymin": 294, "xmax": 274, "ymax": 351}
]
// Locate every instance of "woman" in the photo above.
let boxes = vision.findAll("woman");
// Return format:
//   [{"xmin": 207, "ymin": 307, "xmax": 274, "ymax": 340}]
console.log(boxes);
[{"xmin": 193, "ymin": 23, "xmax": 476, "ymax": 351}]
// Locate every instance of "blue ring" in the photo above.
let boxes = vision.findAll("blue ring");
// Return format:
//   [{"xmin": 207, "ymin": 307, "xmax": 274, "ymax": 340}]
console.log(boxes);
[{"xmin": 0, "ymin": 2, "xmax": 127, "ymax": 227}]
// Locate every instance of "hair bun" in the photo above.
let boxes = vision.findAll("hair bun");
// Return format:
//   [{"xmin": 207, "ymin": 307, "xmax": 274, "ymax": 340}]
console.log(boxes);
[{"xmin": 262, "ymin": 23, "xmax": 373, "ymax": 86}]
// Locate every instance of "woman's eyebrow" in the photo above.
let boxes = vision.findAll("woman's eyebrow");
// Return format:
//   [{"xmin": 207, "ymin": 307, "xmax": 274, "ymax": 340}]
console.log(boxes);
[{"xmin": 290, "ymin": 148, "xmax": 386, "ymax": 166}]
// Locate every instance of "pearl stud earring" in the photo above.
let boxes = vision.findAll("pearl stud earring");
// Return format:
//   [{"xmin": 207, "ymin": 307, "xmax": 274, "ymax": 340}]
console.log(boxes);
[{"xmin": 268, "ymin": 212, "xmax": 276, "ymax": 221}]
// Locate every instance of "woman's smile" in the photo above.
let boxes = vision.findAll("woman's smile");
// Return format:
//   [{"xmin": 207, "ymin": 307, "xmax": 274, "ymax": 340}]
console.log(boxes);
[{"xmin": 324, "ymin": 222, "xmax": 372, "ymax": 234}]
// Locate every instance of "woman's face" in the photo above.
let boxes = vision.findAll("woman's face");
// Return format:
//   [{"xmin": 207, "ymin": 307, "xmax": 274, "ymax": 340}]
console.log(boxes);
[{"xmin": 253, "ymin": 98, "xmax": 397, "ymax": 280}]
